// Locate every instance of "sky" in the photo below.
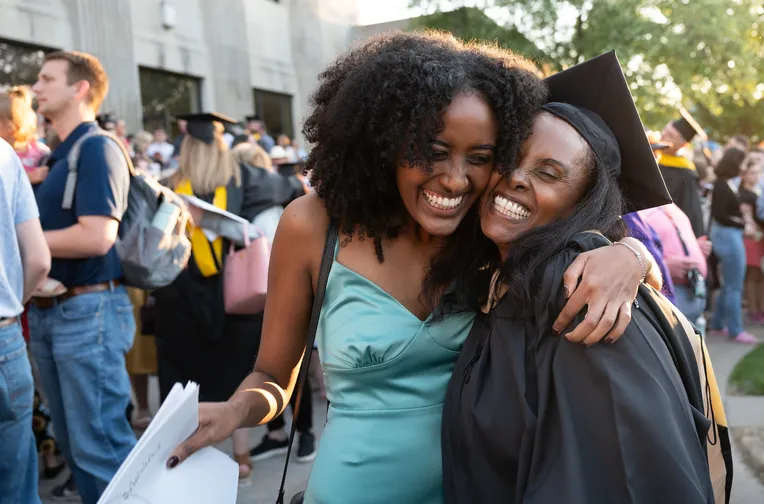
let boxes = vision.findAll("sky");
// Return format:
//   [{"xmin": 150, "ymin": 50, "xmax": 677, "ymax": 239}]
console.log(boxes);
[{"xmin": 356, "ymin": 0, "xmax": 419, "ymax": 25}]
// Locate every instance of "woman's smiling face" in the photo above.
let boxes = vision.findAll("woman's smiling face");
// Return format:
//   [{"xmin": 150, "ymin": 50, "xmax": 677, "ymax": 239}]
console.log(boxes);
[
  {"xmin": 396, "ymin": 92, "xmax": 498, "ymax": 237},
  {"xmin": 480, "ymin": 112, "xmax": 593, "ymax": 258}
]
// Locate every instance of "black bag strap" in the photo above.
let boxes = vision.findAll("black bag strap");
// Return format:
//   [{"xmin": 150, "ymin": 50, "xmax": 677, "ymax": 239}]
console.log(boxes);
[
  {"xmin": 660, "ymin": 207, "xmax": 692, "ymax": 257},
  {"xmin": 276, "ymin": 218, "xmax": 339, "ymax": 504}
]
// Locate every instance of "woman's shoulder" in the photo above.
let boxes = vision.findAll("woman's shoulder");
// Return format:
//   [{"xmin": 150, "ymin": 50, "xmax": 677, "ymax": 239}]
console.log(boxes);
[
  {"xmin": 17, "ymin": 139, "xmax": 50, "ymax": 166},
  {"xmin": 535, "ymin": 232, "xmax": 610, "ymax": 313},
  {"xmin": 494, "ymin": 233, "xmax": 607, "ymax": 320},
  {"xmin": 739, "ymin": 188, "xmax": 757, "ymax": 204},
  {"xmin": 565, "ymin": 231, "xmax": 611, "ymax": 252},
  {"xmin": 276, "ymin": 193, "xmax": 333, "ymax": 280},
  {"xmin": 542, "ymin": 232, "xmax": 610, "ymax": 277},
  {"xmin": 713, "ymin": 178, "xmax": 733, "ymax": 192},
  {"xmin": 31, "ymin": 139, "xmax": 50, "ymax": 156},
  {"xmin": 279, "ymin": 192, "xmax": 332, "ymax": 244}
]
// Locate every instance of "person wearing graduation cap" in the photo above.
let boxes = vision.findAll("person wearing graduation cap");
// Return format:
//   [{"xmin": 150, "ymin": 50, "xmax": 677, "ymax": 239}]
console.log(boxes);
[
  {"xmin": 658, "ymin": 112, "xmax": 707, "ymax": 237},
  {"xmin": 152, "ymin": 112, "xmax": 306, "ymax": 481},
  {"xmin": 246, "ymin": 114, "xmax": 275, "ymax": 152},
  {"xmin": 441, "ymin": 52, "xmax": 731, "ymax": 504}
]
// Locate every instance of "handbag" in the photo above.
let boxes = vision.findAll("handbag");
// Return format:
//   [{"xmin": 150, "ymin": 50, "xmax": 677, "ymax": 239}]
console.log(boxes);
[
  {"xmin": 223, "ymin": 224, "xmax": 271, "ymax": 315},
  {"xmin": 276, "ymin": 219, "xmax": 339, "ymax": 504}
]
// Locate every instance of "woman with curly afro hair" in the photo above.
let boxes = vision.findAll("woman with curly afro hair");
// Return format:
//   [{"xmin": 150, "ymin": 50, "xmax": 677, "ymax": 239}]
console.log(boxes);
[{"xmin": 169, "ymin": 32, "xmax": 659, "ymax": 503}]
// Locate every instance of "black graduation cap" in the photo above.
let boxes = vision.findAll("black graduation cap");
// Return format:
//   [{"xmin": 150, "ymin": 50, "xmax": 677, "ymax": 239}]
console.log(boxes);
[
  {"xmin": 96, "ymin": 112, "xmax": 116, "ymax": 128},
  {"xmin": 245, "ymin": 114, "xmax": 261, "ymax": 122},
  {"xmin": 672, "ymin": 118, "xmax": 697, "ymax": 143},
  {"xmin": 672, "ymin": 107, "xmax": 706, "ymax": 143},
  {"xmin": 231, "ymin": 134, "xmax": 251, "ymax": 149},
  {"xmin": 175, "ymin": 112, "xmax": 237, "ymax": 144},
  {"xmin": 543, "ymin": 51, "xmax": 672, "ymax": 212}
]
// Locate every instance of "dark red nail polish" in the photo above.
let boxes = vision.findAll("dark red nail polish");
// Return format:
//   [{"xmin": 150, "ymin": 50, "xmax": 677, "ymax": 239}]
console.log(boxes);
[
  {"xmin": 604, "ymin": 337, "xmax": 614, "ymax": 345},
  {"xmin": 167, "ymin": 456, "xmax": 179, "ymax": 469}
]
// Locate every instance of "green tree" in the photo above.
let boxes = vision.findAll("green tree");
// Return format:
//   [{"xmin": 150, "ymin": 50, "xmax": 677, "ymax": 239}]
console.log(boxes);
[
  {"xmin": 411, "ymin": 6, "xmax": 549, "ymax": 62},
  {"xmin": 410, "ymin": 0, "xmax": 764, "ymax": 140},
  {"xmin": 0, "ymin": 41, "xmax": 52, "ymax": 88}
]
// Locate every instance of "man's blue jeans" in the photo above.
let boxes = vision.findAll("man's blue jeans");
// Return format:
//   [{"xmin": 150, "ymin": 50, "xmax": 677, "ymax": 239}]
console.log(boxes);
[
  {"xmin": 710, "ymin": 223, "xmax": 747, "ymax": 337},
  {"xmin": 29, "ymin": 287, "xmax": 137, "ymax": 504},
  {"xmin": 0, "ymin": 321, "xmax": 41, "ymax": 504}
]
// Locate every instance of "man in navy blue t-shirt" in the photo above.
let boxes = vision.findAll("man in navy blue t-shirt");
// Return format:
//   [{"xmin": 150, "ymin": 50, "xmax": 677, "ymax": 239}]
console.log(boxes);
[{"xmin": 28, "ymin": 51, "xmax": 136, "ymax": 504}]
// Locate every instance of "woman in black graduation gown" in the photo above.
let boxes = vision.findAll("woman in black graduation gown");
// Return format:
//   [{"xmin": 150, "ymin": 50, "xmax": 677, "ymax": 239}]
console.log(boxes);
[
  {"xmin": 440, "ymin": 53, "xmax": 730, "ymax": 504},
  {"xmin": 152, "ymin": 112, "xmax": 305, "ymax": 479}
]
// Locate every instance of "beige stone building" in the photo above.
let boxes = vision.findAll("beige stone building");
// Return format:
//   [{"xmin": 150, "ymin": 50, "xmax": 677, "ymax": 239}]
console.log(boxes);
[{"xmin": 0, "ymin": 0, "xmax": 360, "ymax": 142}]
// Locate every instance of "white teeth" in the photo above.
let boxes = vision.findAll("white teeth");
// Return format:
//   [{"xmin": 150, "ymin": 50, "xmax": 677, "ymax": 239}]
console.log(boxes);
[
  {"xmin": 493, "ymin": 195, "xmax": 530, "ymax": 220},
  {"xmin": 423, "ymin": 190, "xmax": 464, "ymax": 210}
]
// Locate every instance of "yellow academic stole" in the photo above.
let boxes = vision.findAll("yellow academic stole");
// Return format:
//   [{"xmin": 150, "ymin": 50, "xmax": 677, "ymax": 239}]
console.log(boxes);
[
  {"xmin": 176, "ymin": 180, "xmax": 227, "ymax": 277},
  {"xmin": 657, "ymin": 153, "xmax": 696, "ymax": 171}
]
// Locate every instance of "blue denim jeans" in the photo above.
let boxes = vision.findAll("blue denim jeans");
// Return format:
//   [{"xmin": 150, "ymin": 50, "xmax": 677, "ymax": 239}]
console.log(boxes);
[
  {"xmin": 710, "ymin": 223, "xmax": 747, "ymax": 337},
  {"xmin": 28, "ymin": 287, "xmax": 136, "ymax": 504},
  {"xmin": 0, "ymin": 321, "xmax": 41, "ymax": 504},
  {"xmin": 673, "ymin": 284, "xmax": 706, "ymax": 327}
]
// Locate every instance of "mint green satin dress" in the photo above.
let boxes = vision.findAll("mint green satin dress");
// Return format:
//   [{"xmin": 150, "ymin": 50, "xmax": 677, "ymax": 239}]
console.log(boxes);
[{"xmin": 303, "ymin": 243, "xmax": 475, "ymax": 504}]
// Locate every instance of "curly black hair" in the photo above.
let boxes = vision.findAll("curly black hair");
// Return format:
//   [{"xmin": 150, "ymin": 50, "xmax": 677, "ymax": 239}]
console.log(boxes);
[{"xmin": 303, "ymin": 31, "xmax": 548, "ymax": 261}]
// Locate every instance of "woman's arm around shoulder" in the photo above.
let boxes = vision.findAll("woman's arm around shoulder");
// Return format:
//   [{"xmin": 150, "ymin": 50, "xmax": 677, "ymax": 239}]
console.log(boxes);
[{"xmin": 552, "ymin": 234, "xmax": 660, "ymax": 346}]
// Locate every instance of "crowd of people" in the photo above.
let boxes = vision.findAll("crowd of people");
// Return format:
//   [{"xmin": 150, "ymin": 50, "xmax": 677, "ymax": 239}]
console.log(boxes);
[
  {"xmin": 0, "ymin": 29, "xmax": 758, "ymax": 504},
  {"xmin": 630, "ymin": 114, "xmax": 764, "ymax": 345},
  {"xmin": 0, "ymin": 51, "xmax": 309, "ymax": 503}
]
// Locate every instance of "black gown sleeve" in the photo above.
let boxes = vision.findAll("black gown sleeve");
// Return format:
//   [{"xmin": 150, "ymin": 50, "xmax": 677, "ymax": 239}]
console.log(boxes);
[
  {"xmin": 521, "ymin": 234, "xmax": 715, "ymax": 504},
  {"xmin": 239, "ymin": 163, "xmax": 305, "ymax": 221}
]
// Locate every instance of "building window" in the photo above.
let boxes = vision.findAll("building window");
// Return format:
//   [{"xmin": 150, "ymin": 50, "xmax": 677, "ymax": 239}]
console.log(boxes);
[
  {"xmin": 253, "ymin": 89, "xmax": 294, "ymax": 139},
  {"xmin": 139, "ymin": 66, "xmax": 201, "ymax": 136},
  {"xmin": 0, "ymin": 38, "xmax": 56, "ymax": 87}
]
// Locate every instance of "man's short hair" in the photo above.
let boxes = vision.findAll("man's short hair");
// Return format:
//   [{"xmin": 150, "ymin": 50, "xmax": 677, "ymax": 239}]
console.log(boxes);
[{"xmin": 44, "ymin": 51, "xmax": 109, "ymax": 112}]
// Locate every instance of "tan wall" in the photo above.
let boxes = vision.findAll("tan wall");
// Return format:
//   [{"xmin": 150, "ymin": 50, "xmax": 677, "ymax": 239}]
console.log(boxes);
[
  {"xmin": 130, "ymin": 0, "xmax": 253, "ymax": 123},
  {"xmin": 0, "ymin": 0, "xmax": 73, "ymax": 52},
  {"xmin": 287, "ymin": 0, "xmax": 357, "ymax": 143}
]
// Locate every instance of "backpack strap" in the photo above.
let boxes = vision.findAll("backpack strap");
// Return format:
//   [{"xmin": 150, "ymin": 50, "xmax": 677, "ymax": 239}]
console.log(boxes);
[
  {"xmin": 61, "ymin": 129, "xmax": 135, "ymax": 210},
  {"xmin": 276, "ymin": 218, "xmax": 339, "ymax": 504}
]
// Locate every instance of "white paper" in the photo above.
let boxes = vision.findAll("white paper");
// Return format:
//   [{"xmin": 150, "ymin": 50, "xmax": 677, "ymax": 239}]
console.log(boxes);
[
  {"xmin": 179, "ymin": 194, "xmax": 265, "ymax": 246},
  {"xmin": 179, "ymin": 194, "xmax": 258, "ymax": 244},
  {"xmin": 98, "ymin": 383, "xmax": 238, "ymax": 504},
  {"xmin": 179, "ymin": 194, "xmax": 249, "ymax": 226}
]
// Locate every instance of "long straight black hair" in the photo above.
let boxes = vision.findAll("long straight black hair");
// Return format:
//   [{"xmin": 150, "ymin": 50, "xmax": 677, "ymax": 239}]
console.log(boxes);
[{"xmin": 425, "ymin": 146, "xmax": 628, "ymax": 317}]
